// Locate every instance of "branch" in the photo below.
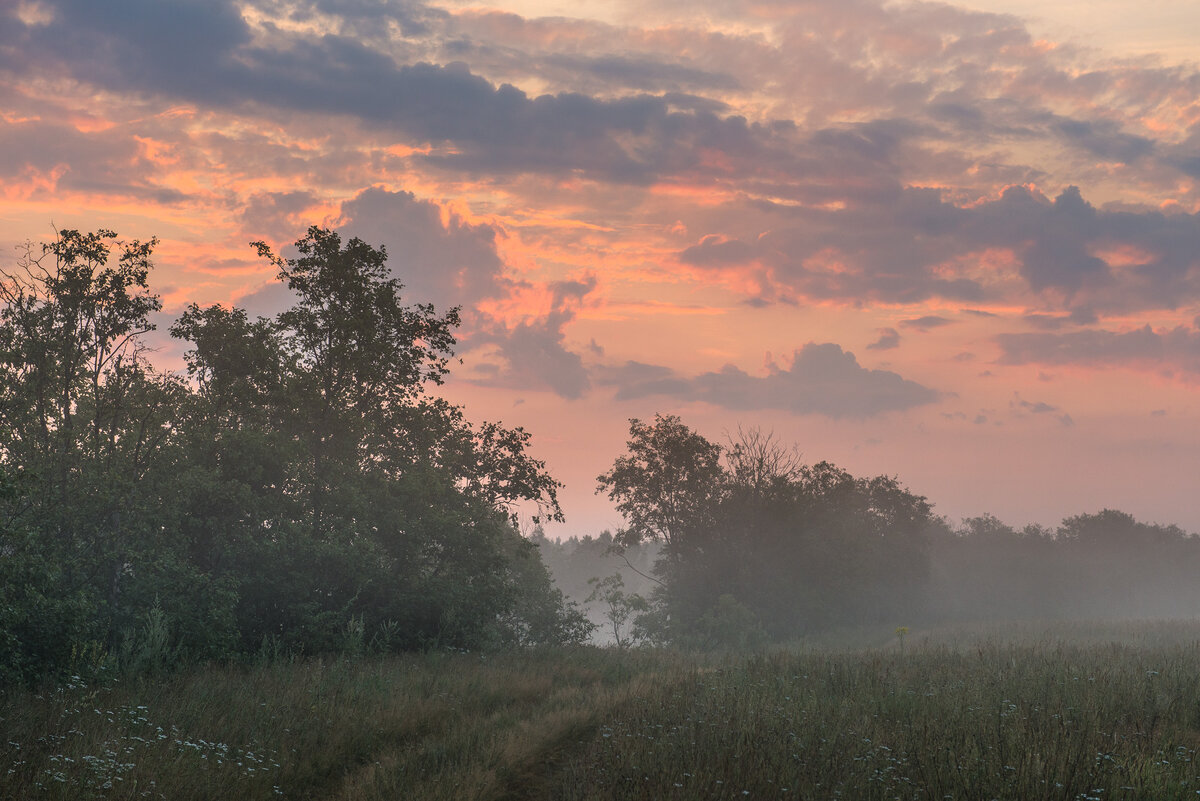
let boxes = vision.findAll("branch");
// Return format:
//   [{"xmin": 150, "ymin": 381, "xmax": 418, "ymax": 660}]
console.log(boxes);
[{"xmin": 610, "ymin": 546, "xmax": 666, "ymax": 589}]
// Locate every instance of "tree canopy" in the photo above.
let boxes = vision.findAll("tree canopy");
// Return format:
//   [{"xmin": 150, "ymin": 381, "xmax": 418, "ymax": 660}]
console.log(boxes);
[
  {"xmin": 598, "ymin": 415, "xmax": 936, "ymax": 644},
  {"xmin": 0, "ymin": 227, "xmax": 588, "ymax": 684}
]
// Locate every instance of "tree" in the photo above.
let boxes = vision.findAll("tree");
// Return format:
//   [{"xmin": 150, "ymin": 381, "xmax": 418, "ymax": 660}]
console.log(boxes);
[
  {"xmin": 596, "ymin": 414, "xmax": 723, "ymax": 556},
  {"xmin": 0, "ymin": 226, "xmax": 588, "ymax": 683},
  {"xmin": 586, "ymin": 573, "xmax": 648, "ymax": 648},
  {"xmin": 0, "ymin": 230, "xmax": 227, "ymax": 677},
  {"xmin": 597, "ymin": 414, "xmax": 936, "ymax": 644},
  {"xmin": 0, "ymin": 230, "xmax": 161, "ymax": 471},
  {"xmin": 170, "ymin": 227, "xmax": 576, "ymax": 653},
  {"xmin": 723, "ymin": 426, "xmax": 804, "ymax": 492},
  {"xmin": 249, "ymin": 228, "xmax": 459, "ymax": 530}
]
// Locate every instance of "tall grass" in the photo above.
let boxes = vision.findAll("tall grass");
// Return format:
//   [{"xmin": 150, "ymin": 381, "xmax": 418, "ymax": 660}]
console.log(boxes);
[
  {"xmin": 557, "ymin": 621, "xmax": 1200, "ymax": 800},
  {"xmin": 0, "ymin": 648, "xmax": 694, "ymax": 800},
  {"xmin": 5, "ymin": 621, "xmax": 1200, "ymax": 800}
]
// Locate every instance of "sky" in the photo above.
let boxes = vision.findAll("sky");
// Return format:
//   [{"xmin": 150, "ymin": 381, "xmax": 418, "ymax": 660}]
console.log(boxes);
[{"xmin": 3, "ymin": 0, "xmax": 1200, "ymax": 537}]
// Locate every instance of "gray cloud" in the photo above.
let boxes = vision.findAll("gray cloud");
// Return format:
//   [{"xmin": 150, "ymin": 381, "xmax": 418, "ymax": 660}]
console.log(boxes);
[
  {"xmin": 219, "ymin": 182, "xmax": 507, "ymax": 321},
  {"xmin": 594, "ymin": 360, "xmax": 693, "ymax": 399},
  {"xmin": 231, "ymin": 193, "xmax": 598, "ymax": 400},
  {"xmin": 9, "ymin": 0, "xmax": 1200, "ymax": 211},
  {"xmin": 472, "ymin": 309, "xmax": 592, "ymax": 399},
  {"xmin": 332, "ymin": 187, "xmax": 599, "ymax": 398},
  {"xmin": 995, "ymin": 325, "xmax": 1200, "ymax": 374},
  {"xmin": 6, "ymin": 1, "xmax": 791, "ymax": 187},
  {"xmin": 9, "ymin": 0, "xmax": 1200, "ymax": 198},
  {"xmin": 866, "ymin": 327, "xmax": 900, "ymax": 350},
  {"xmin": 0, "ymin": 118, "xmax": 186, "ymax": 203},
  {"xmin": 538, "ymin": 53, "xmax": 741, "ymax": 93},
  {"xmin": 900, "ymin": 315, "xmax": 953, "ymax": 331},
  {"xmin": 598, "ymin": 342, "xmax": 939, "ymax": 418},
  {"xmin": 680, "ymin": 184, "xmax": 1200, "ymax": 312},
  {"xmin": 1053, "ymin": 117, "xmax": 1155, "ymax": 164},
  {"xmin": 1010, "ymin": 394, "xmax": 1074, "ymax": 426},
  {"xmin": 679, "ymin": 235, "xmax": 757, "ymax": 267},
  {"xmin": 8, "ymin": 0, "xmax": 1200, "ymax": 331},
  {"xmin": 240, "ymin": 191, "xmax": 320, "ymax": 243},
  {"xmin": 1023, "ymin": 313, "xmax": 1074, "ymax": 330},
  {"xmin": 13, "ymin": 0, "xmax": 252, "ymax": 98},
  {"xmin": 336, "ymin": 187, "xmax": 507, "ymax": 313},
  {"xmin": 308, "ymin": 0, "xmax": 446, "ymax": 37}
]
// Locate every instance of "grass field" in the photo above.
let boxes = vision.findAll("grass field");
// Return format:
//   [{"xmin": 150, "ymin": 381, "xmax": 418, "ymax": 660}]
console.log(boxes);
[{"xmin": 5, "ymin": 621, "xmax": 1200, "ymax": 800}]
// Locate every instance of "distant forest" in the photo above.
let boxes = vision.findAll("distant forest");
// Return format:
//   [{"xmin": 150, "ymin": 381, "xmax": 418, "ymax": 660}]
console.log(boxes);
[
  {"xmin": 546, "ymin": 416, "xmax": 1200, "ymax": 647},
  {"xmin": 2, "ymin": 228, "xmax": 1198, "ymax": 684}
]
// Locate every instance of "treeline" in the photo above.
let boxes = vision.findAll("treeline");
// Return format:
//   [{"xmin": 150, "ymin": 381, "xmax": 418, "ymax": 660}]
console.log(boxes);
[
  {"xmin": 929, "ymin": 511, "xmax": 1200, "ymax": 622},
  {"xmin": 583, "ymin": 415, "xmax": 1200, "ymax": 647},
  {"xmin": 4, "ymin": 228, "xmax": 1197, "ymax": 684},
  {"xmin": 0, "ymin": 228, "xmax": 590, "ymax": 685}
]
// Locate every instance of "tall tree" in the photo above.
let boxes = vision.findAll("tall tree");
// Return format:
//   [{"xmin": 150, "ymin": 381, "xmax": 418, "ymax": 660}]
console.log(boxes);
[
  {"xmin": 172, "ymin": 227, "xmax": 576, "ymax": 652},
  {"xmin": 251, "ymin": 228, "xmax": 459, "ymax": 531},
  {"xmin": 596, "ymin": 414, "xmax": 723, "ymax": 557},
  {"xmin": 598, "ymin": 415, "xmax": 936, "ymax": 643},
  {"xmin": 0, "ymin": 230, "xmax": 213, "ymax": 676}
]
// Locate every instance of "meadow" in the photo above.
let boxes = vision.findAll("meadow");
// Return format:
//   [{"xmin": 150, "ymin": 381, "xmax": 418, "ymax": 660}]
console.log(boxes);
[{"xmin": 5, "ymin": 621, "xmax": 1200, "ymax": 800}]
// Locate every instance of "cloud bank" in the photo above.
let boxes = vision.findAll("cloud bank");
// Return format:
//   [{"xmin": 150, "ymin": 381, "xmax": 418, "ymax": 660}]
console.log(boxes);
[{"xmin": 598, "ymin": 343, "xmax": 940, "ymax": 418}]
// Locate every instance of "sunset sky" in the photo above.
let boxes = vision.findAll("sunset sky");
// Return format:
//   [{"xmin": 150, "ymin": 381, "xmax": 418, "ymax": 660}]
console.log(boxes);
[{"xmin": 4, "ymin": 0, "xmax": 1200, "ymax": 536}]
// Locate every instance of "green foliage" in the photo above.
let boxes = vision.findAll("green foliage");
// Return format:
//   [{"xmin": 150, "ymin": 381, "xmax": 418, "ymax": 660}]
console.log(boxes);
[
  {"xmin": 0, "ymin": 526, "xmax": 103, "ymax": 686},
  {"xmin": 596, "ymin": 414, "xmax": 723, "ymax": 553},
  {"xmin": 115, "ymin": 602, "xmax": 178, "ymax": 678},
  {"xmin": 0, "ymin": 229, "xmax": 185, "ymax": 680},
  {"xmin": 0, "ymin": 227, "xmax": 586, "ymax": 684}
]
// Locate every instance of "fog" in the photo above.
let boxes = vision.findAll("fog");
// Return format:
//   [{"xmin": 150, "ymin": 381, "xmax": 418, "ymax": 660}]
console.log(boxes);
[
  {"xmin": 538, "ymin": 417, "xmax": 1200, "ymax": 648},
  {"xmin": 926, "ymin": 511, "xmax": 1200, "ymax": 624}
]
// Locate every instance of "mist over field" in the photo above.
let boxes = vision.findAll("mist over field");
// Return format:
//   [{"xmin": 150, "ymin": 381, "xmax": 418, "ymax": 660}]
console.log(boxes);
[
  {"xmin": 536, "ymin": 417, "xmax": 1200, "ymax": 648},
  {"xmin": 542, "ymin": 507, "xmax": 1200, "ymax": 648}
]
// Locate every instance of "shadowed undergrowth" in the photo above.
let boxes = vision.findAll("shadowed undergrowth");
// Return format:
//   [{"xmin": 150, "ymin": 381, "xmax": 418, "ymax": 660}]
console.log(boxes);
[{"xmin": 7, "ymin": 622, "xmax": 1200, "ymax": 800}]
